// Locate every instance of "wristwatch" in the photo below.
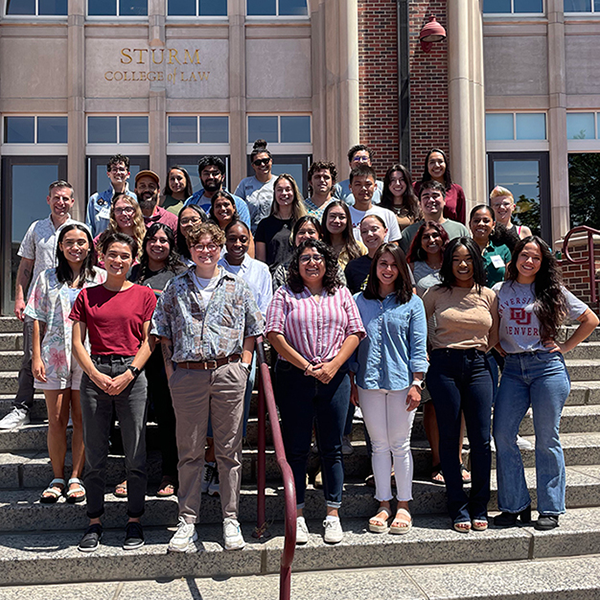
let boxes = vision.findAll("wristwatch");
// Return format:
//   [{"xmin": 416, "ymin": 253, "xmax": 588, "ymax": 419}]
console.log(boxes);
[
  {"xmin": 128, "ymin": 365, "xmax": 141, "ymax": 377},
  {"xmin": 411, "ymin": 379, "xmax": 425, "ymax": 390},
  {"xmin": 240, "ymin": 362, "xmax": 252, "ymax": 373}
]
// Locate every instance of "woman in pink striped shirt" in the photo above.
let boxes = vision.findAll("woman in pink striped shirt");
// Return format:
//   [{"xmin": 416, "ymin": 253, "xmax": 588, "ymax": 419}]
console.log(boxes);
[{"xmin": 266, "ymin": 239, "xmax": 365, "ymax": 545}]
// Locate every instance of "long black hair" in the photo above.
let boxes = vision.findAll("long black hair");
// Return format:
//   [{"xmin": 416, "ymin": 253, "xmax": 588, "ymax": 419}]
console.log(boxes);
[
  {"xmin": 506, "ymin": 236, "xmax": 567, "ymax": 342},
  {"xmin": 55, "ymin": 224, "xmax": 97, "ymax": 288},
  {"xmin": 209, "ymin": 190, "xmax": 239, "ymax": 227},
  {"xmin": 177, "ymin": 204, "xmax": 208, "ymax": 259},
  {"xmin": 163, "ymin": 165, "xmax": 193, "ymax": 199},
  {"xmin": 364, "ymin": 243, "xmax": 413, "ymax": 304},
  {"xmin": 406, "ymin": 220, "xmax": 449, "ymax": 264},
  {"xmin": 438, "ymin": 237, "xmax": 486, "ymax": 292},
  {"xmin": 421, "ymin": 148, "xmax": 453, "ymax": 189},
  {"xmin": 292, "ymin": 215, "xmax": 323, "ymax": 244},
  {"xmin": 321, "ymin": 200, "xmax": 363, "ymax": 262},
  {"xmin": 287, "ymin": 239, "xmax": 341, "ymax": 295},
  {"xmin": 380, "ymin": 164, "xmax": 420, "ymax": 221},
  {"xmin": 136, "ymin": 223, "xmax": 181, "ymax": 282}
]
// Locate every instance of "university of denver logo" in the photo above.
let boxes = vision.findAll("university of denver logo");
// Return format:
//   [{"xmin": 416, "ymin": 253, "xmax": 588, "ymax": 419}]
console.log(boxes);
[{"xmin": 510, "ymin": 307, "xmax": 531, "ymax": 325}]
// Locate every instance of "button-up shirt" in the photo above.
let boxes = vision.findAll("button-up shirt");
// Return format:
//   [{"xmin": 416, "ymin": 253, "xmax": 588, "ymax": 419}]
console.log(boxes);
[
  {"xmin": 151, "ymin": 267, "xmax": 264, "ymax": 362},
  {"xmin": 143, "ymin": 205, "xmax": 179, "ymax": 232},
  {"xmin": 265, "ymin": 285, "xmax": 365, "ymax": 364},
  {"xmin": 18, "ymin": 214, "xmax": 80, "ymax": 298},
  {"xmin": 86, "ymin": 184, "xmax": 136, "ymax": 238},
  {"xmin": 351, "ymin": 292, "xmax": 429, "ymax": 390}
]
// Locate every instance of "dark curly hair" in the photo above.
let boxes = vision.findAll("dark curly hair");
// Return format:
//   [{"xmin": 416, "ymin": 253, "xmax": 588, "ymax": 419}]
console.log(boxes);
[
  {"xmin": 380, "ymin": 164, "xmax": 420, "ymax": 222},
  {"xmin": 438, "ymin": 237, "xmax": 486, "ymax": 292},
  {"xmin": 100, "ymin": 231, "xmax": 138, "ymax": 260},
  {"xmin": 406, "ymin": 220, "xmax": 449, "ymax": 264},
  {"xmin": 136, "ymin": 223, "xmax": 182, "ymax": 283},
  {"xmin": 307, "ymin": 161, "xmax": 337, "ymax": 196},
  {"xmin": 506, "ymin": 236, "xmax": 567, "ymax": 342},
  {"xmin": 421, "ymin": 148, "xmax": 453, "ymax": 189},
  {"xmin": 364, "ymin": 243, "xmax": 413, "ymax": 304},
  {"xmin": 287, "ymin": 239, "xmax": 342, "ymax": 295}
]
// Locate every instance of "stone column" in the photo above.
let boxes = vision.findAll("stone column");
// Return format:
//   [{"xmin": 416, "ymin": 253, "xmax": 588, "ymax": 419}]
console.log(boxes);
[
  {"xmin": 448, "ymin": 0, "xmax": 486, "ymax": 212},
  {"xmin": 68, "ymin": 0, "xmax": 86, "ymax": 220},
  {"xmin": 229, "ymin": 0, "xmax": 247, "ymax": 189},
  {"xmin": 547, "ymin": 0, "xmax": 569, "ymax": 246},
  {"xmin": 148, "ymin": 0, "xmax": 167, "ymax": 180}
]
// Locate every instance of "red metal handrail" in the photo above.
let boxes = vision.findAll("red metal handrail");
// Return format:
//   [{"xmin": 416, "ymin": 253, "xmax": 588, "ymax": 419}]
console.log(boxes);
[
  {"xmin": 561, "ymin": 225, "xmax": 600, "ymax": 310},
  {"xmin": 253, "ymin": 337, "xmax": 296, "ymax": 600}
]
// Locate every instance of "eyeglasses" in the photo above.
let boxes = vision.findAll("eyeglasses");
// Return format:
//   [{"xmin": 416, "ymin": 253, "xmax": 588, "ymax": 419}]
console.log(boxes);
[
  {"xmin": 253, "ymin": 158, "xmax": 271, "ymax": 167},
  {"xmin": 180, "ymin": 216, "xmax": 202, "ymax": 226},
  {"xmin": 114, "ymin": 207, "xmax": 135, "ymax": 215},
  {"xmin": 351, "ymin": 155, "xmax": 370, "ymax": 164},
  {"xmin": 299, "ymin": 254, "xmax": 324, "ymax": 265},
  {"xmin": 192, "ymin": 243, "xmax": 219, "ymax": 254}
]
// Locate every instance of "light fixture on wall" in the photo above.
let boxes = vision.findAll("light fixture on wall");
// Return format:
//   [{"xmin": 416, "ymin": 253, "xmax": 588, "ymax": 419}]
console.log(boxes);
[{"xmin": 419, "ymin": 15, "xmax": 446, "ymax": 53}]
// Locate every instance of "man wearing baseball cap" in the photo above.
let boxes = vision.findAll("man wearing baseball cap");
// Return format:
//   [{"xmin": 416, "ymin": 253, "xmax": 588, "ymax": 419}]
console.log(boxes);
[{"xmin": 135, "ymin": 170, "xmax": 178, "ymax": 232}]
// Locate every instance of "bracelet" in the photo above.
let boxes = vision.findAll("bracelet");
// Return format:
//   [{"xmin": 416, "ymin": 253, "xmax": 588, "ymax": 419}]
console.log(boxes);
[{"xmin": 304, "ymin": 363, "xmax": 311, "ymax": 373}]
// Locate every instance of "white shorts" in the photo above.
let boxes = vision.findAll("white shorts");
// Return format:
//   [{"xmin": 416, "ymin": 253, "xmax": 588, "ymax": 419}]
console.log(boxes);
[{"xmin": 34, "ymin": 360, "xmax": 84, "ymax": 392}]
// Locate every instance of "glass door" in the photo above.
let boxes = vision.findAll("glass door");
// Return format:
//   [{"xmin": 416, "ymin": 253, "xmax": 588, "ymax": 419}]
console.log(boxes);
[
  {"xmin": 487, "ymin": 152, "xmax": 551, "ymax": 242},
  {"xmin": 1, "ymin": 156, "xmax": 67, "ymax": 315},
  {"xmin": 87, "ymin": 156, "xmax": 149, "ymax": 202}
]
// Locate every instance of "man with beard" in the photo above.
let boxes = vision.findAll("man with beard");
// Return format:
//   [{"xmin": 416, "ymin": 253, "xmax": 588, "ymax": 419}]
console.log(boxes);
[
  {"xmin": 184, "ymin": 157, "xmax": 250, "ymax": 228},
  {"xmin": 135, "ymin": 170, "xmax": 178, "ymax": 232}
]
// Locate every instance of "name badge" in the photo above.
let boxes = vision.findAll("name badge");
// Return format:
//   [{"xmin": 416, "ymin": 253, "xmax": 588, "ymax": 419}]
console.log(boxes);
[
  {"xmin": 98, "ymin": 205, "xmax": 111, "ymax": 220},
  {"xmin": 491, "ymin": 255, "xmax": 505, "ymax": 269}
]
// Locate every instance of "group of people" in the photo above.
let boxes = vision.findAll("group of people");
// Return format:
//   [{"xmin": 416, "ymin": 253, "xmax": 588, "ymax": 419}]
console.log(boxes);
[{"xmin": 2, "ymin": 141, "xmax": 597, "ymax": 554}]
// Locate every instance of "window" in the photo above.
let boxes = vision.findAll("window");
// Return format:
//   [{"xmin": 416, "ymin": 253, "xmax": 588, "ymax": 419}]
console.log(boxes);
[
  {"xmin": 167, "ymin": 116, "xmax": 229, "ymax": 144},
  {"xmin": 483, "ymin": 0, "xmax": 543, "ymax": 12},
  {"xmin": 567, "ymin": 113, "xmax": 596, "ymax": 140},
  {"xmin": 247, "ymin": 0, "xmax": 308, "ymax": 16},
  {"xmin": 87, "ymin": 116, "xmax": 148, "ymax": 144},
  {"xmin": 564, "ymin": 0, "xmax": 600, "ymax": 12},
  {"xmin": 5, "ymin": 0, "xmax": 67, "ymax": 15},
  {"xmin": 87, "ymin": 0, "xmax": 147, "ymax": 16},
  {"xmin": 485, "ymin": 113, "xmax": 546, "ymax": 141},
  {"xmin": 3, "ymin": 116, "xmax": 68, "ymax": 144},
  {"xmin": 248, "ymin": 115, "xmax": 311, "ymax": 144},
  {"xmin": 167, "ymin": 0, "xmax": 226, "ymax": 16}
]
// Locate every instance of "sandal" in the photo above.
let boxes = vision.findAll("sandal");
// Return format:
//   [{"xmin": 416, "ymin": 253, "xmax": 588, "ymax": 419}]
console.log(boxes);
[
  {"xmin": 390, "ymin": 508, "xmax": 412, "ymax": 535},
  {"xmin": 114, "ymin": 480, "xmax": 127, "ymax": 498},
  {"xmin": 40, "ymin": 478, "xmax": 66, "ymax": 504},
  {"xmin": 157, "ymin": 477, "xmax": 176, "ymax": 497},
  {"xmin": 430, "ymin": 464, "xmax": 445, "ymax": 484},
  {"xmin": 460, "ymin": 463, "xmax": 471, "ymax": 484},
  {"xmin": 368, "ymin": 506, "xmax": 392, "ymax": 533},
  {"xmin": 66, "ymin": 477, "xmax": 86, "ymax": 504},
  {"xmin": 472, "ymin": 518, "xmax": 488, "ymax": 531},
  {"xmin": 453, "ymin": 520, "xmax": 471, "ymax": 533}
]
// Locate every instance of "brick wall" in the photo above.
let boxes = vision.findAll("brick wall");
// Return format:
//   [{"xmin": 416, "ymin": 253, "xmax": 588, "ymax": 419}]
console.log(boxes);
[
  {"xmin": 408, "ymin": 0, "xmax": 449, "ymax": 177},
  {"xmin": 357, "ymin": 0, "xmax": 400, "ymax": 178},
  {"xmin": 560, "ymin": 241, "xmax": 600, "ymax": 313}
]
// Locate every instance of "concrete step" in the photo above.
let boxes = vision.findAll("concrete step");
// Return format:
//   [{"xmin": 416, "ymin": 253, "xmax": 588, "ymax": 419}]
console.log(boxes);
[
  {"xmin": 0, "ymin": 334, "xmax": 22, "ymax": 352},
  {"xmin": 1, "ymin": 464, "xmax": 599, "ymax": 532},
  {"xmin": 564, "ymin": 358, "xmax": 600, "ymax": 381},
  {"xmin": 561, "ymin": 324, "xmax": 600, "ymax": 342},
  {"xmin": 518, "ymin": 404, "xmax": 600, "ymax": 435},
  {"xmin": 0, "ymin": 351, "xmax": 22, "ymax": 371},
  {"xmin": 0, "ymin": 317, "xmax": 21, "ymax": 334},
  {"xmin": 568, "ymin": 340, "xmax": 600, "ymax": 360},
  {"xmin": 568, "ymin": 381, "xmax": 600, "ymax": 405},
  {"xmin": 0, "ymin": 507, "xmax": 598, "ymax": 588},
  {"xmin": 2, "ymin": 554, "xmax": 599, "ymax": 600}
]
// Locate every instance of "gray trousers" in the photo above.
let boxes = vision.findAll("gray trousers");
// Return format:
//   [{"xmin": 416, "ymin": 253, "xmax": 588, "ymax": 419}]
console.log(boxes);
[
  {"xmin": 80, "ymin": 355, "xmax": 148, "ymax": 520},
  {"xmin": 14, "ymin": 316, "xmax": 34, "ymax": 411},
  {"xmin": 169, "ymin": 361, "xmax": 247, "ymax": 523}
]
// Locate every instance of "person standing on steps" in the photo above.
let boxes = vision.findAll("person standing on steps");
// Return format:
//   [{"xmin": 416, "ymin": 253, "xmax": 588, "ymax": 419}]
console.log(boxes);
[
  {"xmin": 71, "ymin": 232, "xmax": 156, "ymax": 553},
  {"xmin": 333, "ymin": 144, "xmax": 384, "ymax": 206},
  {"xmin": 304, "ymin": 161, "xmax": 337, "ymax": 221},
  {"xmin": 152, "ymin": 221, "xmax": 263, "ymax": 553},
  {"xmin": 0, "ymin": 180, "xmax": 79, "ymax": 431},
  {"xmin": 161, "ymin": 166, "xmax": 193, "ymax": 216},
  {"xmin": 86, "ymin": 154, "xmax": 137, "ymax": 238},
  {"xmin": 134, "ymin": 170, "xmax": 178, "ymax": 233}
]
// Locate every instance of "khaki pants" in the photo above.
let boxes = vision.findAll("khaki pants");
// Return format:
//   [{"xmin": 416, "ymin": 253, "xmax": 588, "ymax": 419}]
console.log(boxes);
[{"xmin": 168, "ymin": 361, "xmax": 248, "ymax": 523}]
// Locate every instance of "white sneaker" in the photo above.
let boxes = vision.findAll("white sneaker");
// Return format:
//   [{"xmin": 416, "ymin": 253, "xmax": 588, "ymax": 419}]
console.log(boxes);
[
  {"xmin": 296, "ymin": 516, "xmax": 309, "ymax": 545},
  {"xmin": 168, "ymin": 517, "xmax": 198, "ymax": 553},
  {"xmin": 201, "ymin": 462, "xmax": 216, "ymax": 494},
  {"xmin": 0, "ymin": 407, "xmax": 30, "ymax": 430},
  {"xmin": 516, "ymin": 435, "xmax": 534, "ymax": 451},
  {"xmin": 208, "ymin": 467, "xmax": 220, "ymax": 497},
  {"xmin": 223, "ymin": 518, "xmax": 245, "ymax": 550},
  {"xmin": 323, "ymin": 517, "xmax": 343, "ymax": 544},
  {"xmin": 490, "ymin": 437, "xmax": 496, "ymax": 453},
  {"xmin": 342, "ymin": 435, "xmax": 354, "ymax": 455}
]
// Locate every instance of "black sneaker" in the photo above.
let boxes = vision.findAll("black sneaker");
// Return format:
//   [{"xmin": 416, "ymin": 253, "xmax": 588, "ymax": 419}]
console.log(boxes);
[
  {"xmin": 78, "ymin": 524, "xmax": 103, "ymax": 553},
  {"xmin": 123, "ymin": 521, "xmax": 145, "ymax": 550}
]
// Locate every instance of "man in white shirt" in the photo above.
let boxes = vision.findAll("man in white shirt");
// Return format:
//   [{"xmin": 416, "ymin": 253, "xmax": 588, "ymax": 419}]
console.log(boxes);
[{"xmin": 347, "ymin": 165, "xmax": 401, "ymax": 243}]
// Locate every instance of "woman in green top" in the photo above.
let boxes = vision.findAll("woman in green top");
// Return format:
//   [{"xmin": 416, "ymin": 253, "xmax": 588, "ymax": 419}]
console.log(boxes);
[
  {"xmin": 469, "ymin": 205, "xmax": 511, "ymax": 289},
  {"xmin": 161, "ymin": 166, "xmax": 194, "ymax": 216}
]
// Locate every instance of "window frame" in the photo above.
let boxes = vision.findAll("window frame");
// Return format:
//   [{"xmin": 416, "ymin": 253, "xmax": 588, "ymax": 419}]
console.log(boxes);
[
  {"xmin": 482, "ymin": 0, "xmax": 545, "ymax": 16},
  {"xmin": 564, "ymin": 0, "xmax": 600, "ymax": 14},
  {"xmin": 246, "ymin": 114, "xmax": 312, "ymax": 153},
  {"xmin": 86, "ymin": 0, "xmax": 148, "ymax": 19},
  {"xmin": 165, "ymin": 0, "xmax": 228, "ymax": 18},
  {"xmin": 4, "ymin": 0, "xmax": 68, "ymax": 17},
  {"xmin": 245, "ymin": 0, "xmax": 309, "ymax": 19},
  {"xmin": 567, "ymin": 111, "xmax": 600, "ymax": 151},
  {"xmin": 86, "ymin": 115, "xmax": 150, "ymax": 149},
  {"xmin": 485, "ymin": 111, "xmax": 548, "ymax": 152},
  {"xmin": 2, "ymin": 115, "xmax": 69, "ymax": 153},
  {"xmin": 166, "ymin": 115, "xmax": 230, "ymax": 154}
]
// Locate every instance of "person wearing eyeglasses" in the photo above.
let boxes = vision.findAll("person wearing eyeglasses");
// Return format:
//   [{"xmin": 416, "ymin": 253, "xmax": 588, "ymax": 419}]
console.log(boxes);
[
  {"xmin": 86, "ymin": 154, "xmax": 137, "ymax": 238},
  {"xmin": 235, "ymin": 140, "xmax": 278, "ymax": 233},
  {"xmin": 332, "ymin": 144, "xmax": 384, "ymax": 207},
  {"xmin": 266, "ymin": 239, "xmax": 365, "ymax": 545},
  {"xmin": 152, "ymin": 221, "xmax": 264, "ymax": 553}
]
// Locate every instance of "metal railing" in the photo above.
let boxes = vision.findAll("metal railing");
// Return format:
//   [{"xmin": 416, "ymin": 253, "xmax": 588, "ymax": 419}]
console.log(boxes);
[
  {"xmin": 253, "ymin": 337, "xmax": 296, "ymax": 600},
  {"xmin": 561, "ymin": 225, "xmax": 600, "ymax": 310}
]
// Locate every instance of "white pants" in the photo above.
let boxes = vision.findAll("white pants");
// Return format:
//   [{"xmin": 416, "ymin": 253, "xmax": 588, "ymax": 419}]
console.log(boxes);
[{"xmin": 358, "ymin": 387, "xmax": 416, "ymax": 502}]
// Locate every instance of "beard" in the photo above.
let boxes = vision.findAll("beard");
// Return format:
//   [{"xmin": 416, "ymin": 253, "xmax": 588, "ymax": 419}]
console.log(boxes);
[
  {"xmin": 138, "ymin": 191, "xmax": 158, "ymax": 213},
  {"xmin": 203, "ymin": 180, "xmax": 221, "ymax": 193}
]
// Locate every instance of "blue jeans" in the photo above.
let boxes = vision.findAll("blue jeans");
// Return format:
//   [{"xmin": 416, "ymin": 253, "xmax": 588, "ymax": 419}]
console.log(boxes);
[
  {"xmin": 275, "ymin": 360, "xmax": 350, "ymax": 509},
  {"xmin": 493, "ymin": 351, "xmax": 570, "ymax": 516},
  {"xmin": 427, "ymin": 348, "xmax": 493, "ymax": 523}
]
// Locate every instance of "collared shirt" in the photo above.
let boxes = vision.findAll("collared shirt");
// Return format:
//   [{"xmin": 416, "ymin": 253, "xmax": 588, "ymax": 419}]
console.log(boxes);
[
  {"xmin": 143, "ymin": 205, "xmax": 179, "ymax": 232},
  {"xmin": 348, "ymin": 205, "xmax": 402, "ymax": 243},
  {"xmin": 86, "ymin": 184, "xmax": 136, "ymax": 238},
  {"xmin": 218, "ymin": 254, "xmax": 273, "ymax": 317},
  {"xmin": 151, "ymin": 267, "xmax": 264, "ymax": 362},
  {"xmin": 18, "ymin": 214, "xmax": 80, "ymax": 298},
  {"xmin": 351, "ymin": 292, "xmax": 429, "ymax": 391},
  {"xmin": 304, "ymin": 197, "xmax": 333, "ymax": 221},
  {"xmin": 184, "ymin": 189, "xmax": 251, "ymax": 228},
  {"xmin": 333, "ymin": 179, "xmax": 383, "ymax": 207},
  {"xmin": 265, "ymin": 285, "xmax": 365, "ymax": 364},
  {"xmin": 245, "ymin": 180, "xmax": 275, "ymax": 233},
  {"xmin": 234, "ymin": 174, "xmax": 276, "ymax": 201},
  {"xmin": 482, "ymin": 239, "xmax": 512, "ymax": 288}
]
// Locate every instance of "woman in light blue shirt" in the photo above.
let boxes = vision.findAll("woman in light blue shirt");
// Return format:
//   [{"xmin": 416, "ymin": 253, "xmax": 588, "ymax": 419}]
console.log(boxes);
[{"xmin": 350, "ymin": 243, "xmax": 428, "ymax": 535}]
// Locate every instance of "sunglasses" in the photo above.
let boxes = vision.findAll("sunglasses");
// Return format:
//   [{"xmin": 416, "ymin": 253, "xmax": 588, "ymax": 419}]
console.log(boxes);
[{"xmin": 253, "ymin": 158, "xmax": 271, "ymax": 167}]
